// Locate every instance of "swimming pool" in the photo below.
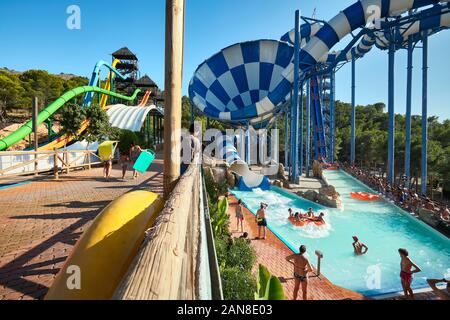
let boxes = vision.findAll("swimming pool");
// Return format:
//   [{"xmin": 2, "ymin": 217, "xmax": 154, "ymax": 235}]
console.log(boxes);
[{"xmin": 231, "ymin": 170, "xmax": 450, "ymax": 296}]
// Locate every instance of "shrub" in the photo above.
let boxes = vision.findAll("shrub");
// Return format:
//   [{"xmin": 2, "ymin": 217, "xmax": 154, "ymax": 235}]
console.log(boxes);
[
  {"xmin": 220, "ymin": 267, "xmax": 257, "ymax": 300},
  {"xmin": 225, "ymin": 238, "xmax": 256, "ymax": 271}
]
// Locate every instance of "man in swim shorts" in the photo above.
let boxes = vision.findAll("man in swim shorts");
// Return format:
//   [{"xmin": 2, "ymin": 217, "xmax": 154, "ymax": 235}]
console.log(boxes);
[
  {"xmin": 256, "ymin": 203, "xmax": 267, "ymax": 240},
  {"xmin": 352, "ymin": 236, "xmax": 368, "ymax": 255},
  {"xmin": 286, "ymin": 245, "xmax": 313, "ymax": 300},
  {"xmin": 399, "ymin": 248, "xmax": 422, "ymax": 299}
]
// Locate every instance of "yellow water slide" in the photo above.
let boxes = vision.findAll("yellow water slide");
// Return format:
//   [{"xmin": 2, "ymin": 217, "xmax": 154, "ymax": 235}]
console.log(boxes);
[{"xmin": 45, "ymin": 190, "xmax": 164, "ymax": 300}]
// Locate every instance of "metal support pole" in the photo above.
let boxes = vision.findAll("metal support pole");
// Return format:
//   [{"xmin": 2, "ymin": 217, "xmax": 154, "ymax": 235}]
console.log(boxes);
[
  {"xmin": 190, "ymin": 101, "xmax": 195, "ymax": 125},
  {"xmin": 387, "ymin": 41, "xmax": 395, "ymax": 185},
  {"xmin": 306, "ymin": 79, "xmax": 311, "ymax": 177},
  {"xmin": 284, "ymin": 110, "xmax": 289, "ymax": 169},
  {"xmin": 299, "ymin": 81, "xmax": 304, "ymax": 178},
  {"xmin": 32, "ymin": 97, "xmax": 39, "ymax": 175},
  {"xmin": 330, "ymin": 69, "xmax": 336, "ymax": 163},
  {"xmin": 292, "ymin": 10, "xmax": 300, "ymax": 183},
  {"xmin": 289, "ymin": 89, "xmax": 294, "ymax": 179},
  {"xmin": 421, "ymin": 33, "xmax": 428, "ymax": 196},
  {"xmin": 246, "ymin": 121, "xmax": 251, "ymax": 163},
  {"xmin": 351, "ymin": 56, "xmax": 356, "ymax": 165},
  {"xmin": 405, "ymin": 36, "xmax": 413, "ymax": 188},
  {"xmin": 163, "ymin": 0, "xmax": 185, "ymax": 197}
]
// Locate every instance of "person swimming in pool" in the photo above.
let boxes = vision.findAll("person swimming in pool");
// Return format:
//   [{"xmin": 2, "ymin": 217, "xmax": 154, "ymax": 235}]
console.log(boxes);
[
  {"xmin": 398, "ymin": 248, "xmax": 422, "ymax": 300},
  {"xmin": 286, "ymin": 245, "xmax": 313, "ymax": 300},
  {"xmin": 352, "ymin": 236, "xmax": 368, "ymax": 255}
]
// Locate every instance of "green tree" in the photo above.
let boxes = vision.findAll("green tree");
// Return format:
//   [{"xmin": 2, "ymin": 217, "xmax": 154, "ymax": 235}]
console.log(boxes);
[
  {"xmin": 82, "ymin": 103, "xmax": 114, "ymax": 145},
  {"xmin": 0, "ymin": 72, "xmax": 26, "ymax": 122},
  {"xmin": 59, "ymin": 103, "xmax": 86, "ymax": 148}
]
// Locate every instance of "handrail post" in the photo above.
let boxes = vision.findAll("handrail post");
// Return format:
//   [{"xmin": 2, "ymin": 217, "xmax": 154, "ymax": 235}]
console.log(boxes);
[
  {"xmin": 53, "ymin": 148, "xmax": 59, "ymax": 180},
  {"xmin": 64, "ymin": 150, "xmax": 69, "ymax": 174},
  {"xmin": 32, "ymin": 97, "xmax": 39, "ymax": 176}
]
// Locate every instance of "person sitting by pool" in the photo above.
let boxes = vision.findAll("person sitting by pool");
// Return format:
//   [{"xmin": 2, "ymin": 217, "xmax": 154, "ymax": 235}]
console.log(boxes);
[
  {"xmin": 352, "ymin": 236, "xmax": 368, "ymax": 256},
  {"xmin": 426, "ymin": 278, "xmax": 450, "ymax": 300},
  {"xmin": 398, "ymin": 248, "xmax": 422, "ymax": 300},
  {"xmin": 440, "ymin": 207, "xmax": 450, "ymax": 222}
]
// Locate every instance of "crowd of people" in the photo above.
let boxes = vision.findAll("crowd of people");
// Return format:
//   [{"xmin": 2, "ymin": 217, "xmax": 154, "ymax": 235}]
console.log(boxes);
[{"xmin": 340, "ymin": 163, "xmax": 450, "ymax": 226}]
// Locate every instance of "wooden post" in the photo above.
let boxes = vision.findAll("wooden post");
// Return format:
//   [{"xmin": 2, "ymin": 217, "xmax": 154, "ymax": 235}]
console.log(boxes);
[
  {"xmin": 164, "ymin": 0, "xmax": 185, "ymax": 198},
  {"xmin": 53, "ymin": 148, "xmax": 59, "ymax": 180},
  {"xmin": 65, "ymin": 150, "xmax": 70, "ymax": 174},
  {"xmin": 88, "ymin": 150, "xmax": 91, "ymax": 170},
  {"xmin": 32, "ymin": 97, "xmax": 39, "ymax": 175}
]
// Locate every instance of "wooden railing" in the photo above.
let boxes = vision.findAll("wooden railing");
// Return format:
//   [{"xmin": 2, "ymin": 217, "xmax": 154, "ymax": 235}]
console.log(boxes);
[
  {"xmin": 0, "ymin": 149, "xmax": 104, "ymax": 179},
  {"xmin": 114, "ymin": 163, "xmax": 203, "ymax": 300}
]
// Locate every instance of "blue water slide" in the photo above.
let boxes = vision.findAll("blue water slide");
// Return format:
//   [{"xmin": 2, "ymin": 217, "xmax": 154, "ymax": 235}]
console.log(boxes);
[{"xmin": 82, "ymin": 60, "xmax": 127, "ymax": 107}]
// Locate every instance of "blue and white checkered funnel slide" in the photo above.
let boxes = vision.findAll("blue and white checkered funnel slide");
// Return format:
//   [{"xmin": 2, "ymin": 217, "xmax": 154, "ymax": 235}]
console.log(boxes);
[{"xmin": 189, "ymin": 40, "xmax": 294, "ymax": 122}]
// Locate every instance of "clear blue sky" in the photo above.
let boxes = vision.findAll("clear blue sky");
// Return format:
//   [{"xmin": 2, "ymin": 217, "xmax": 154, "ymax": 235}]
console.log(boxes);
[{"xmin": 0, "ymin": 0, "xmax": 449, "ymax": 120}]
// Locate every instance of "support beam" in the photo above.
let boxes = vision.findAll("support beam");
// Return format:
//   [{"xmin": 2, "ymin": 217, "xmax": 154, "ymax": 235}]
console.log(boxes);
[
  {"xmin": 305, "ymin": 79, "xmax": 311, "ymax": 177},
  {"xmin": 405, "ymin": 36, "xmax": 413, "ymax": 187},
  {"xmin": 351, "ymin": 56, "xmax": 356, "ymax": 165},
  {"xmin": 299, "ymin": 81, "xmax": 304, "ymax": 178},
  {"xmin": 164, "ymin": 0, "xmax": 185, "ymax": 197},
  {"xmin": 330, "ymin": 69, "xmax": 336, "ymax": 163},
  {"xmin": 284, "ymin": 110, "xmax": 289, "ymax": 169},
  {"xmin": 190, "ymin": 101, "xmax": 195, "ymax": 125},
  {"xmin": 246, "ymin": 121, "xmax": 251, "ymax": 163},
  {"xmin": 421, "ymin": 33, "xmax": 429, "ymax": 196},
  {"xmin": 292, "ymin": 10, "xmax": 300, "ymax": 183},
  {"xmin": 387, "ymin": 41, "xmax": 395, "ymax": 185},
  {"xmin": 32, "ymin": 97, "xmax": 39, "ymax": 175}
]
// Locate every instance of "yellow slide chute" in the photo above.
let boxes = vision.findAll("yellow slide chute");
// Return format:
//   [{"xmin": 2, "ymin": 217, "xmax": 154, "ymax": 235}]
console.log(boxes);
[
  {"xmin": 39, "ymin": 59, "xmax": 121, "ymax": 151},
  {"xmin": 45, "ymin": 190, "xmax": 164, "ymax": 300}
]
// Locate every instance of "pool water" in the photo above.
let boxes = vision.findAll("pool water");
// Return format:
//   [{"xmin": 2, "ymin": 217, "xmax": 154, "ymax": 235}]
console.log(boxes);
[{"xmin": 231, "ymin": 170, "xmax": 450, "ymax": 296}]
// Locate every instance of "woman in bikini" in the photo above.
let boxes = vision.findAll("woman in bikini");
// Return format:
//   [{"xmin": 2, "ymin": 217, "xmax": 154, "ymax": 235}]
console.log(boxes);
[
  {"xmin": 286, "ymin": 245, "xmax": 313, "ymax": 300},
  {"xmin": 398, "ymin": 248, "xmax": 422, "ymax": 299}
]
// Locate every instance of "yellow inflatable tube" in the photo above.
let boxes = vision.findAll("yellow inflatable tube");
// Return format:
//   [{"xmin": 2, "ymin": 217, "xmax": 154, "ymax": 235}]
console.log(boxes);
[{"xmin": 45, "ymin": 190, "xmax": 164, "ymax": 300}]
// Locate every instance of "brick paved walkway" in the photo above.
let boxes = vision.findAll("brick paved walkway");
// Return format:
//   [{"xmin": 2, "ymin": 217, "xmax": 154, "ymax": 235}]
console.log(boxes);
[
  {"xmin": 0, "ymin": 155, "xmax": 164, "ymax": 300},
  {"xmin": 228, "ymin": 196, "xmax": 366, "ymax": 300}
]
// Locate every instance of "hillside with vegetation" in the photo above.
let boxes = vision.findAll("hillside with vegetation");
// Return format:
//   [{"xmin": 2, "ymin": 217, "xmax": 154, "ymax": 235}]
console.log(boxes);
[{"xmin": 0, "ymin": 68, "xmax": 88, "ymax": 124}]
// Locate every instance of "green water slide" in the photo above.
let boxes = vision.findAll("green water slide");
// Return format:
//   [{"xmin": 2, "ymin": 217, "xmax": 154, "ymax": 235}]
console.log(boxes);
[{"xmin": 0, "ymin": 86, "xmax": 141, "ymax": 151}]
